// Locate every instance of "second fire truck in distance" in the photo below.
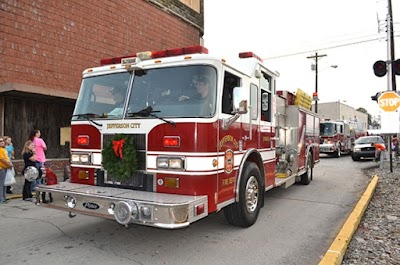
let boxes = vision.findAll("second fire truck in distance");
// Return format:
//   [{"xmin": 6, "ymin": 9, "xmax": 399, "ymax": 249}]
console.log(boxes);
[
  {"xmin": 319, "ymin": 119, "xmax": 364, "ymax": 157},
  {"xmin": 36, "ymin": 46, "xmax": 320, "ymax": 229}
]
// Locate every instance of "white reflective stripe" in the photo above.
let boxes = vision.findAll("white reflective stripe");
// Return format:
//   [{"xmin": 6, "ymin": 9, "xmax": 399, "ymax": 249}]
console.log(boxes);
[
  {"xmin": 71, "ymin": 164, "xmax": 101, "ymax": 169},
  {"xmin": 71, "ymin": 148, "xmax": 100, "ymax": 153},
  {"xmin": 148, "ymin": 149, "xmax": 276, "ymax": 172},
  {"xmin": 147, "ymin": 169, "xmax": 224, "ymax": 176},
  {"xmin": 260, "ymin": 149, "xmax": 276, "ymax": 160},
  {"xmin": 186, "ymin": 156, "xmax": 217, "ymax": 171},
  {"xmin": 147, "ymin": 151, "xmax": 224, "ymax": 156},
  {"xmin": 92, "ymin": 153, "xmax": 102, "ymax": 165},
  {"xmin": 148, "ymin": 155, "xmax": 218, "ymax": 171}
]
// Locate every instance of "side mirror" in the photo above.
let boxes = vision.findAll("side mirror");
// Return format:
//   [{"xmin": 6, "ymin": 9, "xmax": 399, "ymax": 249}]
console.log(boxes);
[
  {"xmin": 233, "ymin": 87, "xmax": 247, "ymax": 114},
  {"xmin": 262, "ymin": 93, "xmax": 269, "ymax": 111}
]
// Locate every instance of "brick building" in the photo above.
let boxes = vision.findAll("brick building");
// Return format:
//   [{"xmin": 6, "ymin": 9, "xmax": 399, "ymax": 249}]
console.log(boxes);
[{"xmin": 0, "ymin": 0, "xmax": 204, "ymax": 170}]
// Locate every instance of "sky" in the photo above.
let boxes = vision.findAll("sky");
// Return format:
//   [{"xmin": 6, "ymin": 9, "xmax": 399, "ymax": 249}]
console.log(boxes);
[{"xmin": 203, "ymin": 0, "xmax": 400, "ymax": 117}]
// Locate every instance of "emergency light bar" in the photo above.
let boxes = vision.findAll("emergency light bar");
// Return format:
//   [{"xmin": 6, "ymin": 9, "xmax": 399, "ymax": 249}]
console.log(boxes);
[
  {"xmin": 100, "ymin": 55, "xmax": 136, "ymax": 66},
  {"xmin": 100, "ymin": 46, "xmax": 208, "ymax": 66},
  {"xmin": 239, "ymin": 51, "xmax": 264, "ymax": 63},
  {"xmin": 121, "ymin": 57, "xmax": 140, "ymax": 65}
]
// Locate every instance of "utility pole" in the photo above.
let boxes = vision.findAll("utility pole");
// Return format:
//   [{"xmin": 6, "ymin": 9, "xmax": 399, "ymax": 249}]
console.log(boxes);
[{"xmin": 307, "ymin": 52, "xmax": 327, "ymax": 113}]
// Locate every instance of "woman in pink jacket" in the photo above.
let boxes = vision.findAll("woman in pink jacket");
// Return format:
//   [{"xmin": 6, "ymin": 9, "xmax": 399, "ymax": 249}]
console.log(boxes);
[{"xmin": 29, "ymin": 129, "xmax": 47, "ymax": 190}]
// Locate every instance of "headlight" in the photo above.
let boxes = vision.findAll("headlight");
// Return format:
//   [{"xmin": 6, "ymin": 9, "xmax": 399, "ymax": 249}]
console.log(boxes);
[
  {"xmin": 354, "ymin": 148, "xmax": 361, "ymax": 152},
  {"xmin": 156, "ymin": 157, "xmax": 185, "ymax": 170},
  {"xmin": 169, "ymin": 158, "xmax": 183, "ymax": 169},
  {"xmin": 71, "ymin": 154, "xmax": 80, "ymax": 163},
  {"xmin": 156, "ymin": 157, "xmax": 169, "ymax": 168},
  {"xmin": 71, "ymin": 153, "xmax": 91, "ymax": 164},
  {"xmin": 80, "ymin": 154, "xmax": 90, "ymax": 163}
]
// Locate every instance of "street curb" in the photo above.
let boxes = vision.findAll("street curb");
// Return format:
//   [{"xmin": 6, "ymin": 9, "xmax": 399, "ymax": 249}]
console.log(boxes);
[
  {"xmin": 7, "ymin": 192, "xmax": 37, "ymax": 200},
  {"xmin": 318, "ymin": 175, "xmax": 379, "ymax": 265}
]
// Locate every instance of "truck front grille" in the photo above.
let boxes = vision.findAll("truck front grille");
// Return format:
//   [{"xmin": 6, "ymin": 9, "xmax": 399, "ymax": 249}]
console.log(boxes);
[{"xmin": 99, "ymin": 134, "xmax": 153, "ymax": 191}]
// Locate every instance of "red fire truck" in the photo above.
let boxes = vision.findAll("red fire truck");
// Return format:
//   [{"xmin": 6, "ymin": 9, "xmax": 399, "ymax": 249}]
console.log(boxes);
[
  {"xmin": 36, "ymin": 46, "xmax": 320, "ymax": 229},
  {"xmin": 319, "ymin": 119, "xmax": 366, "ymax": 157}
]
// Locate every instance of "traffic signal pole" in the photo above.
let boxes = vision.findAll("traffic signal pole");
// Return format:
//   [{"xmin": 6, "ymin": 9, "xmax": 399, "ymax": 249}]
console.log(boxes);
[
  {"xmin": 372, "ymin": 0, "xmax": 398, "ymax": 173},
  {"xmin": 387, "ymin": 0, "xmax": 396, "ymax": 92},
  {"xmin": 387, "ymin": 0, "xmax": 396, "ymax": 172}
]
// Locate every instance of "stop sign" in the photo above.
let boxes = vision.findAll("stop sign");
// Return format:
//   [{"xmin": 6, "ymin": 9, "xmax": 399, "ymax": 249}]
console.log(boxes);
[{"xmin": 378, "ymin": 91, "xmax": 400, "ymax": 112}]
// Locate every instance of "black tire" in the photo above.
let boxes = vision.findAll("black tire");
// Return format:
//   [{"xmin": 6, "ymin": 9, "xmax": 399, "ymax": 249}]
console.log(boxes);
[
  {"xmin": 300, "ymin": 155, "xmax": 313, "ymax": 185},
  {"xmin": 351, "ymin": 154, "xmax": 360, "ymax": 161},
  {"xmin": 224, "ymin": 162, "xmax": 262, "ymax": 227}
]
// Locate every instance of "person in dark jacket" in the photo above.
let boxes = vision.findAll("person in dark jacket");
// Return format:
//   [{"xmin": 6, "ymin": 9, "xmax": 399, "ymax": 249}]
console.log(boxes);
[{"xmin": 21, "ymin": 140, "xmax": 36, "ymax": 201}]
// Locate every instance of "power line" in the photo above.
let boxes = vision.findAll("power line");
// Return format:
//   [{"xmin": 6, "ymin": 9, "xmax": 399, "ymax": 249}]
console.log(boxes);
[{"xmin": 264, "ymin": 34, "xmax": 400, "ymax": 60}]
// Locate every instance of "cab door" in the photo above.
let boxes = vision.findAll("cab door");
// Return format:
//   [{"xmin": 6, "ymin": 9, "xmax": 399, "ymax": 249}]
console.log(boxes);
[
  {"xmin": 258, "ymin": 71, "xmax": 275, "ymax": 188},
  {"xmin": 217, "ymin": 70, "xmax": 242, "ymax": 204}
]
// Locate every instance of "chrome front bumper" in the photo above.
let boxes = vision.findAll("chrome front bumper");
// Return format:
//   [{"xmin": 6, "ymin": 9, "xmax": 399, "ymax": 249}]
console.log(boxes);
[
  {"xmin": 36, "ymin": 182, "xmax": 208, "ymax": 229},
  {"xmin": 319, "ymin": 144, "xmax": 335, "ymax": 153}
]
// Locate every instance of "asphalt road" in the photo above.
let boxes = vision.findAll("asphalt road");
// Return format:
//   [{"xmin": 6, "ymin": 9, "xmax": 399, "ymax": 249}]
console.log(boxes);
[{"xmin": 0, "ymin": 155, "xmax": 375, "ymax": 265}]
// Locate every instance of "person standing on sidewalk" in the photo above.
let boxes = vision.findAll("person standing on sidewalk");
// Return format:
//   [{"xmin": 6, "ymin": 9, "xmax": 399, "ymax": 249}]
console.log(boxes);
[
  {"xmin": 4, "ymin": 136, "xmax": 15, "ymax": 194},
  {"xmin": 29, "ymin": 129, "xmax": 47, "ymax": 191},
  {"xmin": 0, "ymin": 137, "xmax": 13, "ymax": 203},
  {"xmin": 371, "ymin": 142, "xmax": 386, "ymax": 162},
  {"xmin": 21, "ymin": 140, "xmax": 36, "ymax": 201},
  {"xmin": 392, "ymin": 135, "xmax": 399, "ymax": 160}
]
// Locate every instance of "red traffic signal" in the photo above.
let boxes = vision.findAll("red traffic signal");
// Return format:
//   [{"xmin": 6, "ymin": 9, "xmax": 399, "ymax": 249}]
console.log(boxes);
[
  {"xmin": 394, "ymin": 59, "xmax": 400, "ymax": 75},
  {"xmin": 373, "ymin": 60, "xmax": 387, "ymax": 77}
]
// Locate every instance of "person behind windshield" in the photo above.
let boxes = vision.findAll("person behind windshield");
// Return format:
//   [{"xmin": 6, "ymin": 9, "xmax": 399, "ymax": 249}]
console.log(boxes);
[
  {"xmin": 108, "ymin": 88, "xmax": 125, "ymax": 116},
  {"xmin": 179, "ymin": 76, "xmax": 210, "ymax": 101},
  {"xmin": 194, "ymin": 76, "xmax": 210, "ymax": 100}
]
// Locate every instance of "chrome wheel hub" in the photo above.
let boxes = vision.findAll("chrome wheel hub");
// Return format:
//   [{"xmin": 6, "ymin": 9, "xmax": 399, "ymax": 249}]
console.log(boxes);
[{"xmin": 245, "ymin": 176, "xmax": 259, "ymax": 213}]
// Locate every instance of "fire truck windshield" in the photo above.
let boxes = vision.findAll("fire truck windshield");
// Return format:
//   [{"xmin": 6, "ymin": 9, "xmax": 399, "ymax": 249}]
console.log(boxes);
[
  {"xmin": 320, "ymin": 122, "xmax": 336, "ymax": 136},
  {"xmin": 72, "ymin": 65, "xmax": 217, "ymax": 120},
  {"xmin": 73, "ymin": 72, "xmax": 131, "ymax": 120}
]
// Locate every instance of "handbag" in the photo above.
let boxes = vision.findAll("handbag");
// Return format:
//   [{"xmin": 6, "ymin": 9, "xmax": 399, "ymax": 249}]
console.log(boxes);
[{"xmin": 4, "ymin": 167, "xmax": 16, "ymax": 186}]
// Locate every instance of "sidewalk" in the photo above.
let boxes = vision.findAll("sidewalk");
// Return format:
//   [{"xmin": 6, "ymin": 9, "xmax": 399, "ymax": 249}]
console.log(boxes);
[{"xmin": 6, "ymin": 171, "xmax": 65, "ymax": 200}]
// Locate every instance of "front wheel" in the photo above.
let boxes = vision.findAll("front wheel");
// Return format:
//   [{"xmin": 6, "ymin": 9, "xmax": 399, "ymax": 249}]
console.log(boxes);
[{"xmin": 224, "ymin": 162, "xmax": 262, "ymax": 227}]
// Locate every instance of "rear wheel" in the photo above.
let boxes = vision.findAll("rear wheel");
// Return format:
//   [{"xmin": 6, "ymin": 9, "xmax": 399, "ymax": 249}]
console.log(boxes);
[
  {"xmin": 300, "ymin": 155, "xmax": 313, "ymax": 185},
  {"xmin": 224, "ymin": 162, "xmax": 262, "ymax": 227}
]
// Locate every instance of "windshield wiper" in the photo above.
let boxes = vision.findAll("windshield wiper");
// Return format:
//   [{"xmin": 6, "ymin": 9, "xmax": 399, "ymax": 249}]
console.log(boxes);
[
  {"xmin": 127, "ymin": 106, "xmax": 156, "ymax": 117},
  {"xmin": 72, "ymin": 113, "xmax": 103, "ymax": 127},
  {"xmin": 127, "ymin": 106, "xmax": 175, "ymax": 126}
]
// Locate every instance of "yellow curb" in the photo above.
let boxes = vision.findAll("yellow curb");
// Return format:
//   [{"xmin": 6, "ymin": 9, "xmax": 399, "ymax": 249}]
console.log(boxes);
[
  {"xmin": 6, "ymin": 192, "xmax": 37, "ymax": 200},
  {"xmin": 319, "ymin": 175, "xmax": 379, "ymax": 265}
]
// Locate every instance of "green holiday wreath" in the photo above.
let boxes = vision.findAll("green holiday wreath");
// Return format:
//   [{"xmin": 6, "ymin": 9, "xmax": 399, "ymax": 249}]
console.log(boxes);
[{"xmin": 102, "ymin": 134, "xmax": 138, "ymax": 180}]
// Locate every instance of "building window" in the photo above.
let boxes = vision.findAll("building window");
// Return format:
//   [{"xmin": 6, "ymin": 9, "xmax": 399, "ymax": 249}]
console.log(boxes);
[{"xmin": 179, "ymin": 0, "xmax": 201, "ymax": 13}]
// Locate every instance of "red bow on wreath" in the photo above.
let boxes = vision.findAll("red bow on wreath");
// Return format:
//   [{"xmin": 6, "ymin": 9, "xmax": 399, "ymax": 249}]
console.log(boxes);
[{"xmin": 112, "ymin": 139, "xmax": 125, "ymax": 158}]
